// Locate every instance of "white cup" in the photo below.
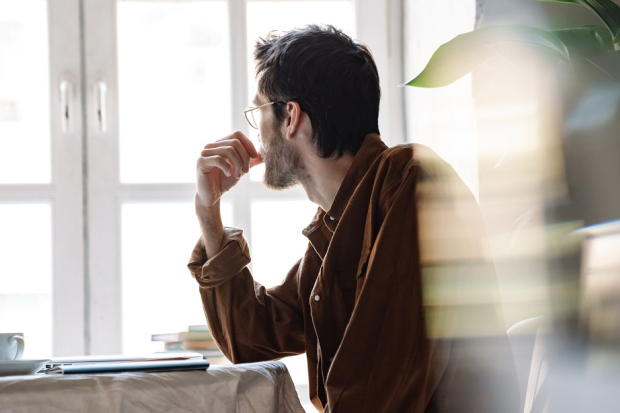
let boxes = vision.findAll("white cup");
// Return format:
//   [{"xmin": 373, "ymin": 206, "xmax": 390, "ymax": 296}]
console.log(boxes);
[{"xmin": 0, "ymin": 333, "xmax": 25, "ymax": 361}]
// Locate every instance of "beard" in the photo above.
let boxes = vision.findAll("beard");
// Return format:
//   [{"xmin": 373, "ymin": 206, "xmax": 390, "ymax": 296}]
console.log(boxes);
[{"xmin": 261, "ymin": 128, "xmax": 308, "ymax": 190}]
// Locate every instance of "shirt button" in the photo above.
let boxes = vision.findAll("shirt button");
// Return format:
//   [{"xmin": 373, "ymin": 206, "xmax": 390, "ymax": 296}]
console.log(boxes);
[
  {"xmin": 314, "ymin": 294, "xmax": 321, "ymax": 302},
  {"xmin": 307, "ymin": 225, "xmax": 314, "ymax": 231},
  {"xmin": 329, "ymin": 357, "xmax": 334, "ymax": 363},
  {"xmin": 329, "ymin": 216, "xmax": 335, "ymax": 221}
]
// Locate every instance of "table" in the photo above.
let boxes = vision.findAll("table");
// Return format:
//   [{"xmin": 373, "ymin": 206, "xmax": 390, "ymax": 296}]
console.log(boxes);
[{"xmin": 0, "ymin": 360, "xmax": 305, "ymax": 413}]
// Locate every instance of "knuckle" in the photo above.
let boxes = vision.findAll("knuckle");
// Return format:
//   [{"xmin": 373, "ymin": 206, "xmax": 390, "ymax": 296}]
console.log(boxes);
[
  {"xmin": 232, "ymin": 140, "xmax": 249, "ymax": 158},
  {"xmin": 231, "ymin": 140, "xmax": 244, "ymax": 153},
  {"xmin": 219, "ymin": 157, "xmax": 232, "ymax": 169},
  {"xmin": 224, "ymin": 146, "xmax": 239, "ymax": 159}
]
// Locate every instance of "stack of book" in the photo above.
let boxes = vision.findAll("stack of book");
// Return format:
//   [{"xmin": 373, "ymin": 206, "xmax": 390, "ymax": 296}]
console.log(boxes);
[{"xmin": 152, "ymin": 325, "xmax": 228, "ymax": 365}]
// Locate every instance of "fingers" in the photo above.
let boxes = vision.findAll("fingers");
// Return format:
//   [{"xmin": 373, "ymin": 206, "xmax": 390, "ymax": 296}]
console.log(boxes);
[
  {"xmin": 232, "ymin": 131, "xmax": 259, "ymax": 160},
  {"xmin": 203, "ymin": 131, "xmax": 258, "ymax": 159},
  {"xmin": 196, "ymin": 155, "xmax": 232, "ymax": 177},
  {"xmin": 201, "ymin": 143, "xmax": 246, "ymax": 177},
  {"xmin": 201, "ymin": 131, "xmax": 258, "ymax": 177}
]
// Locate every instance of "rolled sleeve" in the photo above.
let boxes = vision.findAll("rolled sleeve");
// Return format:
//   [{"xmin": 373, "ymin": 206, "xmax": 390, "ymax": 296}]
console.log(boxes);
[{"xmin": 188, "ymin": 227, "xmax": 251, "ymax": 289}]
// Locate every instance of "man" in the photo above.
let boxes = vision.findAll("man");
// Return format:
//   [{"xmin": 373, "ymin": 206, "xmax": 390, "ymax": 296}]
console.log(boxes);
[{"xmin": 188, "ymin": 25, "xmax": 518, "ymax": 412}]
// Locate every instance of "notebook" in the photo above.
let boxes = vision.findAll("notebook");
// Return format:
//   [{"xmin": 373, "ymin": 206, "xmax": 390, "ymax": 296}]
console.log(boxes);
[
  {"xmin": 45, "ymin": 358, "xmax": 210, "ymax": 375},
  {"xmin": 46, "ymin": 352, "xmax": 204, "ymax": 368}
]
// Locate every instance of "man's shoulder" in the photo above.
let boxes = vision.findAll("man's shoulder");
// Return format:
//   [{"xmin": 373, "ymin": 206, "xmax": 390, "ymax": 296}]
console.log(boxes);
[
  {"xmin": 374, "ymin": 142, "xmax": 446, "ymax": 175},
  {"xmin": 381, "ymin": 143, "xmax": 454, "ymax": 180},
  {"xmin": 373, "ymin": 143, "xmax": 414, "ymax": 170},
  {"xmin": 350, "ymin": 138, "xmax": 457, "ymax": 200},
  {"xmin": 358, "ymin": 143, "xmax": 421, "ymax": 198}
]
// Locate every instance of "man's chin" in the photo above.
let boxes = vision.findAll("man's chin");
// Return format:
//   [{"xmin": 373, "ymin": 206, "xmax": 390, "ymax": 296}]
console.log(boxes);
[
  {"xmin": 262, "ymin": 165, "xmax": 300, "ymax": 191},
  {"xmin": 262, "ymin": 177, "xmax": 300, "ymax": 191}
]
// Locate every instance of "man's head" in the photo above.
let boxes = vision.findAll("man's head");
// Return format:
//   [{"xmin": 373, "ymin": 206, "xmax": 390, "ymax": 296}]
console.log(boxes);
[{"xmin": 254, "ymin": 24, "xmax": 381, "ymax": 159}]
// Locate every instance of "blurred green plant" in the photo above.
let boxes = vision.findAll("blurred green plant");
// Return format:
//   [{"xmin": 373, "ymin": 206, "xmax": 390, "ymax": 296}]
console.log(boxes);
[{"xmin": 402, "ymin": 0, "xmax": 620, "ymax": 88}]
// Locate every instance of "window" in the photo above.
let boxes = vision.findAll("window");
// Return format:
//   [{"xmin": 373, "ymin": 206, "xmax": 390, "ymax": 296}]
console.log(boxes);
[
  {"xmin": 0, "ymin": 0, "xmax": 84, "ymax": 358},
  {"xmin": 403, "ymin": 0, "xmax": 478, "ymax": 197},
  {"xmin": 0, "ymin": 0, "xmax": 405, "ymax": 404},
  {"xmin": 0, "ymin": 2, "xmax": 53, "ymax": 358}
]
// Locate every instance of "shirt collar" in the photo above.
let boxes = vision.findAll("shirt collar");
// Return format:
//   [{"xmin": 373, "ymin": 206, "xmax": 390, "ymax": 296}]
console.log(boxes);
[{"xmin": 302, "ymin": 134, "xmax": 387, "ymax": 238}]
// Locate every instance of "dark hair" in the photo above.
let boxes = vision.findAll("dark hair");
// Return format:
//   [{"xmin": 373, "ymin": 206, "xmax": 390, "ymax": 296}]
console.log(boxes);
[{"xmin": 254, "ymin": 25, "xmax": 381, "ymax": 158}]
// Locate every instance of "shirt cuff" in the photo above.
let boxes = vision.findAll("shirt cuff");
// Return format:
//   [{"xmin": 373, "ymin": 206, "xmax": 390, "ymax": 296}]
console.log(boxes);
[{"xmin": 188, "ymin": 227, "xmax": 251, "ymax": 289}]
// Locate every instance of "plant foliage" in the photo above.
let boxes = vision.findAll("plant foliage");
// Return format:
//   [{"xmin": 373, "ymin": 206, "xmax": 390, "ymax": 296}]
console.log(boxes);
[
  {"xmin": 538, "ymin": 0, "xmax": 620, "ymax": 50},
  {"xmin": 403, "ymin": 0, "xmax": 620, "ymax": 88}
]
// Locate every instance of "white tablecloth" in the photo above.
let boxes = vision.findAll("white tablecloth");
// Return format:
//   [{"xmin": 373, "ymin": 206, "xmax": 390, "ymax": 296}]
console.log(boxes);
[{"xmin": 0, "ymin": 360, "xmax": 305, "ymax": 413}]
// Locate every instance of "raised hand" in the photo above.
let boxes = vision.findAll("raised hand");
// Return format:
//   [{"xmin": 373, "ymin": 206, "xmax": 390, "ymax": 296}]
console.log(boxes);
[{"xmin": 195, "ymin": 131, "xmax": 262, "ymax": 208}]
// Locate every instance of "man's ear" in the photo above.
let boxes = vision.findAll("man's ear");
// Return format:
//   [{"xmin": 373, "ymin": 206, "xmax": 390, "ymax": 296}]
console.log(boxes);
[{"xmin": 284, "ymin": 101, "xmax": 303, "ymax": 140}]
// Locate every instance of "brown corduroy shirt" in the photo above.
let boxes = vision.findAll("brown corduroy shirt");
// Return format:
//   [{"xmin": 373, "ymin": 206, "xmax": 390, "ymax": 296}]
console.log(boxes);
[{"xmin": 188, "ymin": 134, "xmax": 518, "ymax": 412}]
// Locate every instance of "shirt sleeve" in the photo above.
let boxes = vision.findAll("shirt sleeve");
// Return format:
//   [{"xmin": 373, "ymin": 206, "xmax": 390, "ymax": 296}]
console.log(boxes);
[{"xmin": 188, "ymin": 227, "xmax": 306, "ymax": 363}]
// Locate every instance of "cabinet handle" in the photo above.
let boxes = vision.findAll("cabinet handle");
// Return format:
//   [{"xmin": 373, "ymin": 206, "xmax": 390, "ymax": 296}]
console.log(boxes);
[
  {"xmin": 96, "ymin": 81, "xmax": 107, "ymax": 133},
  {"xmin": 59, "ymin": 80, "xmax": 72, "ymax": 133}
]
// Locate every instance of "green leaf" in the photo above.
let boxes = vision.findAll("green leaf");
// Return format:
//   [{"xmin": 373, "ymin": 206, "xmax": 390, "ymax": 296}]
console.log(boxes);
[
  {"xmin": 402, "ymin": 25, "xmax": 570, "ymax": 88},
  {"xmin": 552, "ymin": 26, "xmax": 620, "ymax": 80},
  {"xmin": 552, "ymin": 25, "xmax": 613, "ymax": 51},
  {"xmin": 537, "ymin": 0, "xmax": 620, "ymax": 48}
]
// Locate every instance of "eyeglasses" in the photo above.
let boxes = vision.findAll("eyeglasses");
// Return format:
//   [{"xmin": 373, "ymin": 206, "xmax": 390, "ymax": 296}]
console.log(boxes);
[{"xmin": 243, "ymin": 101, "xmax": 284, "ymax": 129}]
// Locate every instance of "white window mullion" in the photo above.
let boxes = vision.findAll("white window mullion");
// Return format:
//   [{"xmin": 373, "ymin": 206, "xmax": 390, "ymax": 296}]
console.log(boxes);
[
  {"xmin": 227, "ymin": 0, "xmax": 254, "ymax": 243},
  {"xmin": 229, "ymin": 0, "xmax": 249, "ymax": 133},
  {"xmin": 48, "ymin": 0, "xmax": 86, "ymax": 356},
  {"xmin": 83, "ymin": 0, "xmax": 123, "ymax": 355},
  {"xmin": 0, "ymin": 186, "xmax": 54, "ymax": 200}
]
